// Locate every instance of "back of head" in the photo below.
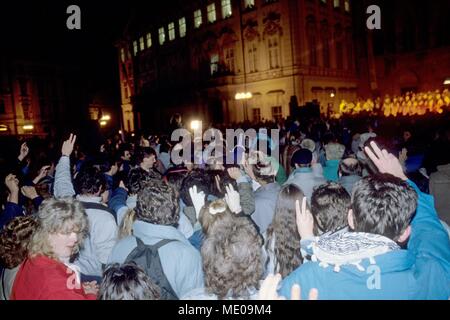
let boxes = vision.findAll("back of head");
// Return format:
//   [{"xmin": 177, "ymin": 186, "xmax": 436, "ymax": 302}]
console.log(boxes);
[
  {"xmin": 339, "ymin": 158, "xmax": 362, "ymax": 177},
  {"xmin": 311, "ymin": 182, "xmax": 350, "ymax": 234},
  {"xmin": 291, "ymin": 148, "xmax": 313, "ymax": 168},
  {"xmin": 266, "ymin": 184, "xmax": 304, "ymax": 277},
  {"xmin": 74, "ymin": 166, "xmax": 106, "ymax": 196},
  {"xmin": 99, "ymin": 262, "xmax": 161, "ymax": 300},
  {"xmin": 351, "ymin": 174, "xmax": 417, "ymax": 240},
  {"xmin": 126, "ymin": 168, "xmax": 154, "ymax": 195},
  {"xmin": 199, "ymin": 199, "xmax": 234, "ymax": 236},
  {"xmin": 179, "ymin": 169, "xmax": 210, "ymax": 206},
  {"xmin": 0, "ymin": 216, "xmax": 38, "ymax": 269},
  {"xmin": 135, "ymin": 182, "xmax": 179, "ymax": 226},
  {"xmin": 201, "ymin": 215, "xmax": 263, "ymax": 299},
  {"xmin": 325, "ymin": 143, "xmax": 345, "ymax": 161}
]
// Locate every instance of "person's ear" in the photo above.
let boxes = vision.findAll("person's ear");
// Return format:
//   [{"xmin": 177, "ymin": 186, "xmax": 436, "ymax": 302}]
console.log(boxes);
[
  {"xmin": 397, "ymin": 225, "xmax": 411, "ymax": 243},
  {"xmin": 347, "ymin": 209, "xmax": 355, "ymax": 230}
]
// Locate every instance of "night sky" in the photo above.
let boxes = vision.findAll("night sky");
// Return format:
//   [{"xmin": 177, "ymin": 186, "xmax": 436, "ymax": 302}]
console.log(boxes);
[{"xmin": 0, "ymin": 0, "xmax": 134, "ymax": 106}]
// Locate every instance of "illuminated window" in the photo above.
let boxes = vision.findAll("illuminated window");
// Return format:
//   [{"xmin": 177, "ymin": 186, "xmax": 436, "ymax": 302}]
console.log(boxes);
[
  {"xmin": 210, "ymin": 54, "xmax": 219, "ymax": 75},
  {"xmin": 344, "ymin": 0, "xmax": 350, "ymax": 12},
  {"xmin": 221, "ymin": 0, "xmax": 232, "ymax": 19},
  {"xmin": 333, "ymin": 0, "xmax": 340, "ymax": 8},
  {"xmin": 159, "ymin": 27, "xmax": 165, "ymax": 45},
  {"xmin": 133, "ymin": 40, "xmax": 138, "ymax": 56},
  {"xmin": 245, "ymin": 0, "xmax": 255, "ymax": 8},
  {"xmin": 168, "ymin": 22, "xmax": 175, "ymax": 41},
  {"xmin": 194, "ymin": 9, "xmax": 202, "ymax": 28},
  {"xmin": 207, "ymin": 3, "xmax": 216, "ymax": 23},
  {"xmin": 179, "ymin": 17, "xmax": 186, "ymax": 37},
  {"xmin": 146, "ymin": 33, "xmax": 152, "ymax": 48},
  {"xmin": 139, "ymin": 36, "xmax": 145, "ymax": 51}
]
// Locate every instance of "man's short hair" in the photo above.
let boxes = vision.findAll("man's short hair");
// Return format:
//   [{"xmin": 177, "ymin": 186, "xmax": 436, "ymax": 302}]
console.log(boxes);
[
  {"xmin": 351, "ymin": 174, "xmax": 418, "ymax": 240},
  {"xmin": 99, "ymin": 262, "xmax": 161, "ymax": 300},
  {"xmin": 179, "ymin": 170, "xmax": 210, "ymax": 207},
  {"xmin": 135, "ymin": 182, "xmax": 179, "ymax": 226},
  {"xmin": 339, "ymin": 158, "xmax": 362, "ymax": 177},
  {"xmin": 135, "ymin": 147, "xmax": 157, "ymax": 165},
  {"xmin": 126, "ymin": 168, "xmax": 154, "ymax": 195},
  {"xmin": 74, "ymin": 166, "xmax": 106, "ymax": 196},
  {"xmin": 311, "ymin": 182, "xmax": 350, "ymax": 234},
  {"xmin": 201, "ymin": 215, "xmax": 263, "ymax": 299}
]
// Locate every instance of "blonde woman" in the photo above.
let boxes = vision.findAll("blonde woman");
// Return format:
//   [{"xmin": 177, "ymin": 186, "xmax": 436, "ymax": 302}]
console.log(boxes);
[{"xmin": 11, "ymin": 197, "xmax": 97, "ymax": 300}]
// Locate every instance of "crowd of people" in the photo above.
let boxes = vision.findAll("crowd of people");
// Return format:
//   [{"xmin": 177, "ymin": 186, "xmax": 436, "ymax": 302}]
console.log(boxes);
[
  {"xmin": 0, "ymin": 112, "xmax": 449, "ymax": 300},
  {"xmin": 338, "ymin": 89, "xmax": 450, "ymax": 117}
]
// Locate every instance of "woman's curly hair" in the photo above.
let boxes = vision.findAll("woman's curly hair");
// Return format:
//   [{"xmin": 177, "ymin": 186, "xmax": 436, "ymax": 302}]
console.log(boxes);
[
  {"xmin": 265, "ymin": 184, "xmax": 304, "ymax": 278},
  {"xmin": 202, "ymin": 215, "xmax": 263, "ymax": 299},
  {"xmin": 135, "ymin": 182, "xmax": 179, "ymax": 226},
  {"xmin": 0, "ymin": 216, "xmax": 38, "ymax": 269}
]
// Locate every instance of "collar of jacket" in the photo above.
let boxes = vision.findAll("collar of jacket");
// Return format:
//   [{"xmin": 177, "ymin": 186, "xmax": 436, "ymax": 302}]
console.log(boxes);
[
  {"xmin": 132, "ymin": 220, "xmax": 191, "ymax": 245},
  {"xmin": 292, "ymin": 167, "xmax": 313, "ymax": 175},
  {"xmin": 76, "ymin": 195, "xmax": 102, "ymax": 204}
]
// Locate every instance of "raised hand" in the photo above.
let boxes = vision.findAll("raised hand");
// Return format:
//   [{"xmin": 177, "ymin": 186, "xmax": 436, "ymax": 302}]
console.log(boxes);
[
  {"xmin": 61, "ymin": 134, "xmax": 77, "ymax": 157},
  {"xmin": 21, "ymin": 186, "xmax": 39, "ymax": 200},
  {"xmin": 33, "ymin": 165, "xmax": 51, "ymax": 184},
  {"xmin": 224, "ymin": 184, "xmax": 242, "ymax": 214},
  {"xmin": 364, "ymin": 141, "xmax": 407, "ymax": 181},
  {"xmin": 258, "ymin": 273, "xmax": 318, "ymax": 300},
  {"xmin": 18, "ymin": 142, "xmax": 29, "ymax": 161},
  {"xmin": 243, "ymin": 158, "xmax": 256, "ymax": 181},
  {"xmin": 295, "ymin": 197, "xmax": 314, "ymax": 239},
  {"xmin": 189, "ymin": 185, "xmax": 206, "ymax": 219},
  {"xmin": 227, "ymin": 167, "xmax": 242, "ymax": 181},
  {"xmin": 4, "ymin": 174, "xmax": 19, "ymax": 204}
]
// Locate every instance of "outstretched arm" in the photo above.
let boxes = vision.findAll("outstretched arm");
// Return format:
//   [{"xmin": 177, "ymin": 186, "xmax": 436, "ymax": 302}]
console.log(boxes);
[{"xmin": 54, "ymin": 134, "xmax": 77, "ymax": 198}]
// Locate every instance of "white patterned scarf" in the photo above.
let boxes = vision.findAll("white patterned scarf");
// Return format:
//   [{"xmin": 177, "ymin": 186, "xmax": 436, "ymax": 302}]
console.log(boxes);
[{"xmin": 310, "ymin": 232, "xmax": 400, "ymax": 272}]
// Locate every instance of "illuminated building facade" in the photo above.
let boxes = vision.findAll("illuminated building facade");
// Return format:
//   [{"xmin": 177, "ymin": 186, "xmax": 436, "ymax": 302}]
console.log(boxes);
[{"xmin": 116, "ymin": 0, "xmax": 358, "ymax": 132}]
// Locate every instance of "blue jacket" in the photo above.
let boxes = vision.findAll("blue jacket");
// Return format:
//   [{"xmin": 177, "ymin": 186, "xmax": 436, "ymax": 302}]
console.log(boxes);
[
  {"xmin": 279, "ymin": 180, "xmax": 450, "ymax": 300},
  {"xmin": 108, "ymin": 220, "xmax": 204, "ymax": 298},
  {"xmin": 323, "ymin": 160, "xmax": 340, "ymax": 182}
]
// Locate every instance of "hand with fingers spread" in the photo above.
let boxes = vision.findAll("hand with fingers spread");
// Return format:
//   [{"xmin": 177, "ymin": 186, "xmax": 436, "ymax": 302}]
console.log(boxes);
[
  {"xmin": 364, "ymin": 141, "xmax": 408, "ymax": 181},
  {"xmin": 189, "ymin": 185, "xmax": 206, "ymax": 220},
  {"xmin": 61, "ymin": 133, "xmax": 77, "ymax": 157},
  {"xmin": 18, "ymin": 142, "xmax": 29, "ymax": 162},
  {"xmin": 258, "ymin": 273, "xmax": 318, "ymax": 300},
  {"xmin": 296, "ymin": 197, "xmax": 315, "ymax": 239},
  {"xmin": 224, "ymin": 184, "xmax": 242, "ymax": 214}
]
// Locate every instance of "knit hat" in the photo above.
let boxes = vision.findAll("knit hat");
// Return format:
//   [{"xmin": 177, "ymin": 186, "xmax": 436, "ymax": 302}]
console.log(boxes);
[
  {"xmin": 291, "ymin": 149, "xmax": 313, "ymax": 167},
  {"xmin": 325, "ymin": 143, "xmax": 345, "ymax": 160}
]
